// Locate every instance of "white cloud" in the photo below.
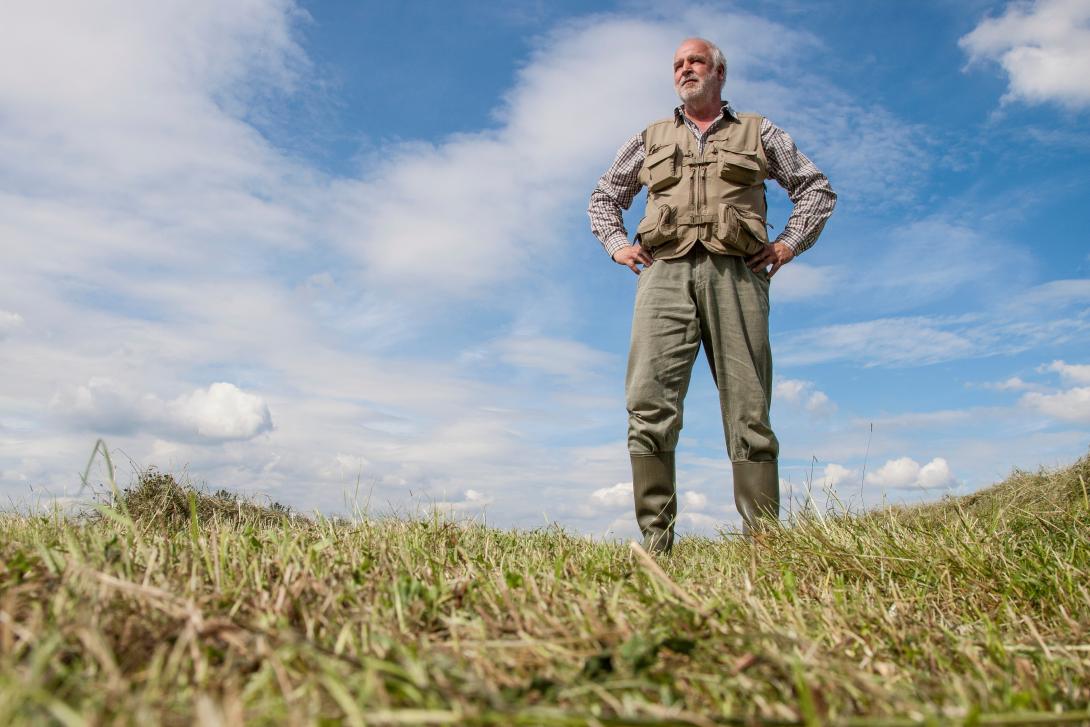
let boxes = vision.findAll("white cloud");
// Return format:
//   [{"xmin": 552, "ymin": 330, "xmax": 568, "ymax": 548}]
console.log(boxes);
[
  {"xmin": 960, "ymin": 0, "xmax": 1090, "ymax": 109},
  {"xmin": 681, "ymin": 491, "xmax": 707, "ymax": 509},
  {"xmin": 774, "ymin": 379, "xmax": 807, "ymax": 402},
  {"xmin": 1021, "ymin": 387, "xmax": 1090, "ymax": 424},
  {"xmin": 326, "ymin": 18, "xmax": 676, "ymax": 295},
  {"xmin": 0, "ymin": 2, "xmax": 312, "ymax": 275},
  {"xmin": 917, "ymin": 458, "xmax": 957, "ymax": 490},
  {"xmin": 1019, "ymin": 362, "xmax": 1090, "ymax": 424},
  {"xmin": 591, "ymin": 482, "xmax": 632, "ymax": 508},
  {"xmin": 1041, "ymin": 360, "xmax": 1090, "ymax": 385},
  {"xmin": 50, "ymin": 380, "xmax": 272, "ymax": 442},
  {"xmin": 778, "ymin": 317, "xmax": 974, "ymax": 367},
  {"xmin": 804, "ymin": 391, "xmax": 835, "ymax": 416},
  {"xmin": 867, "ymin": 458, "xmax": 920, "ymax": 488},
  {"xmin": 1009, "ymin": 279, "xmax": 1090, "ymax": 308},
  {"xmin": 865, "ymin": 456, "xmax": 956, "ymax": 490},
  {"xmin": 169, "ymin": 383, "xmax": 273, "ymax": 441},
  {"xmin": 774, "ymin": 378, "xmax": 837, "ymax": 416},
  {"xmin": 823, "ymin": 463, "xmax": 855, "ymax": 488},
  {"xmin": 979, "ymin": 376, "xmax": 1036, "ymax": 391}
]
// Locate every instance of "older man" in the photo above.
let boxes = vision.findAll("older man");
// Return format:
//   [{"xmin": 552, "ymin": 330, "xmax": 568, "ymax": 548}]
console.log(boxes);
[{"xmin": 588, "ymin": 38, "xmax": 836, "ymax": 552}]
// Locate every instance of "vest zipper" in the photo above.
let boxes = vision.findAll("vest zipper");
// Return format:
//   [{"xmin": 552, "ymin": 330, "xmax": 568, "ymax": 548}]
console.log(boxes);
[
  {"xmin": 688, "ymin": 164, "xmax": 696, "ymax": 210},
  {"xmin": 701, "ymin": 165, "xmax": 708, "ymax": 215}
]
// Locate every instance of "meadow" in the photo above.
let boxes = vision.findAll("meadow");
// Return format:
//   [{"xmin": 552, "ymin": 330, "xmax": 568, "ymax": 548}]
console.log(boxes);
[{"xmin": 1, "ymin": 446, "xmax": 1089, "ymax": 725}]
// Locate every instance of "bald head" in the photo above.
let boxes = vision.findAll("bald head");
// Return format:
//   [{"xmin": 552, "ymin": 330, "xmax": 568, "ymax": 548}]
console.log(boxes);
[{"xmin": 676, "ymin": 38, "xmax": 726, "ymax": 76}]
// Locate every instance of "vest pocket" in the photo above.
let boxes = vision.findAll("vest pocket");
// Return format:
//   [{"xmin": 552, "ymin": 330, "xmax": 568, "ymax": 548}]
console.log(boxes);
[
  {"xmin": 645, "ymin": 143, "xmax": 681, "ymax": 192},
  {"xmin": 635, "ymin": 203, "xmax": 678, "ymax": 249},
  {"xmin": 717, "ymin": 150, "xmax": 761, "ymax": 186},
  {"xmin": 714, "ymin": 203, "xmax": 766, "ymax": 255}
]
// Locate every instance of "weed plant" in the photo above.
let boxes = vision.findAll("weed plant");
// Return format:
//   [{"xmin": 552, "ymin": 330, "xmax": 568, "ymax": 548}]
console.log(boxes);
[{"xmin": 1, "ymin": 449, "xmax": 1089, "ymax": 725}]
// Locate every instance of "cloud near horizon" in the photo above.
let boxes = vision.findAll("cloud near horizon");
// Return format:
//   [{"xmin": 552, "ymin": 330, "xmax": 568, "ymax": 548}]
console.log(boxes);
[
  {"xmin": 865, "ymin": 457, "xmax": 957, "ymax": 491},
  {"xmin": 50, "ymin": 380, "xmax": 273, "ymax": 442}
]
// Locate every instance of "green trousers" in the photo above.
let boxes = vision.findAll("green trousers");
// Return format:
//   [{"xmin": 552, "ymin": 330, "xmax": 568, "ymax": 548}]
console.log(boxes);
[
  {"xmin": 626, "ymin": 244, "xmax": 779, "ymax": 460},
  {"xmin": 626, "ymin": 244, "xmax": 779, "ymax": 546}
]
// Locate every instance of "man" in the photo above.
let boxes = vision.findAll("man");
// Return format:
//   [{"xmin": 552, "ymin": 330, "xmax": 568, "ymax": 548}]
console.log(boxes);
[{"xmin": 588, "ymin": 38, "xmax": 836, "ymax": 553}]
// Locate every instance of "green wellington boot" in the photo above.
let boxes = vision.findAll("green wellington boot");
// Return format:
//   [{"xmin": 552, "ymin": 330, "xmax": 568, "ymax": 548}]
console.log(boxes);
[
  {"xmin": 630, "ymin": 452, "xmax": 677, "ymax": 554},
  {"xmin": 732, "ymin": 460, "xmax": 780, "ymax": 535}
]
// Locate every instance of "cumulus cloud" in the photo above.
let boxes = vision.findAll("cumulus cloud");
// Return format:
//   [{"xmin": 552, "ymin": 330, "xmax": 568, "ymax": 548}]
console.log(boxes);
[
  {"xmin": 960, "ymin": 0, "xmax": 1090, "ymax": 109},
  {"xmin": 865, "ymin": 457, "xmax": 957, "ymax": 490},
  {"xmin": 823, "ymin": 463, "xmax": 855, "ymax": 488},
  {"xmin": 1021, "ymin": 387, "xmax": 1090, "ymax": 424},
  {"xmin": 1040, "ymin": 360, "xmax": 1090, "ymax": 385},
  {"xmin": 591, "ymin": 482, "xmax": 632, "ymax": 508},
  {"xmin": 774, "ymin": 378, "xmax": 837, "ymax": 416},
  {"xmin": 50, "ymin": 380, "xmax": 272, "ymax": 442},
  {"xmin": 168, "ymin": 383, "xmax": 273, "ymax": 440}
]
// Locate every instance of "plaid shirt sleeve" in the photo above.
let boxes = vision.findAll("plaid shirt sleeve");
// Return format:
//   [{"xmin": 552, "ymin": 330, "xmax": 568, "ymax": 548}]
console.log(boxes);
[
  {"xmin": 587, "ymin": 133, "xmax": 645, "ymax": 258},
  {"xmin": 760, "ymin": 118, "xmax": 837, "ymax": 255}
]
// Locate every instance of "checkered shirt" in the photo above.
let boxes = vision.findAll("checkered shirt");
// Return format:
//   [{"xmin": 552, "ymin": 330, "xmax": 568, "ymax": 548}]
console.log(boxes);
[{"xmin": 588, "ymin": 103, "xmax": 837, "ymax": 259}]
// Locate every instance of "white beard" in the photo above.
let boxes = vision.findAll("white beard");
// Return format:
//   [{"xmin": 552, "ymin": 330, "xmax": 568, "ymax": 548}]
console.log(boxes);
[{"xmin": 677, "ymin": 75, "xmax": 719, "ymax": 105}]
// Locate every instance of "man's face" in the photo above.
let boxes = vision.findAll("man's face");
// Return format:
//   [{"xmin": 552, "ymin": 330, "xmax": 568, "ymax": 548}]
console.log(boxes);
[{"xmin": 673, "ymin": 40, "xmax": 722, "ymax": 105}]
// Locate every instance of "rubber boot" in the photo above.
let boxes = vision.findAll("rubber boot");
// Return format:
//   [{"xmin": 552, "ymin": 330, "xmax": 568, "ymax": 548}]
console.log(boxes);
[
  {"xmin": 630, "ymin": 452, "xmax": 677, "ymax": 554},
  {"xmin": 732, "ymin": 460, "xmax": 780, "ymax": 535}
]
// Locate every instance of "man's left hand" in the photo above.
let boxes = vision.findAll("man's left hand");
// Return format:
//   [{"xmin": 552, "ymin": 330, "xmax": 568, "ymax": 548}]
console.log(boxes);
[{"xmin": 746, "ymin": 242, "xmax": 795, "ymax": 278}]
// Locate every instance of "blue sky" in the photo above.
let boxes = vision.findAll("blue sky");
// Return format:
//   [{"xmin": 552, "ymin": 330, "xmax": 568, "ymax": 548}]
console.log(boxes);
[{"xmin": 1, "ymin": 0, "xmax": 1088, "ymax": 539}]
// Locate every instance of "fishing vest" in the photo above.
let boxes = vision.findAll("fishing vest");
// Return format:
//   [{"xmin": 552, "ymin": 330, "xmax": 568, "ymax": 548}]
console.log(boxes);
[{"xmin": 635, "ymin": 111, "xmax": 769, "ymax": 259}]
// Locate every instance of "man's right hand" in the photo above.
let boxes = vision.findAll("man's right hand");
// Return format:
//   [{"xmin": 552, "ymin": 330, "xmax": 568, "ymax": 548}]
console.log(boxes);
[{"xmin": 612, "ymin": 244, "xmax": 654, "ymax": 275}]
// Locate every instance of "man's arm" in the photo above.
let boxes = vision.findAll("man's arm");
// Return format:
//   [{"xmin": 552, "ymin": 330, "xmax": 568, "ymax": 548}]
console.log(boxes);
[
  {"xmin": 588, "ymin": 134, "xmax": 651, "ymax": 273},
  {"xmin": 760, "ymin": 118, "xmax": 837, "ymax": 257},
  {"xmin": 744, "ymin": 119, "xmax": 836, "ymax": 276}
]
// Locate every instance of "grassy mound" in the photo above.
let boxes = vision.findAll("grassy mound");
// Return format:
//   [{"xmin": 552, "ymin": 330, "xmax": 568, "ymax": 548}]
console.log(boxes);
[
  {"xmin": 109, "ymin": 469, "xmax": 293, "ymax": 530},
  {"xmin": 1, "ymin": 455, "xmax": 1088, "ymax": 725}
]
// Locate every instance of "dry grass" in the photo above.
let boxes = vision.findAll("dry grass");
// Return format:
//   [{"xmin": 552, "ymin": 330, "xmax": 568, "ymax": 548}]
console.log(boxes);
[{"xmin": 1, "ymin": 448, "xmax": 1089, "ymax": 725}]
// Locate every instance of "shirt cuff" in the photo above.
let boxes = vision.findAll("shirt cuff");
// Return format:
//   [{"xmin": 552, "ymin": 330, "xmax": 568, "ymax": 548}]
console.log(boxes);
[
  {"xmin": 604, "ymin": 232, "xmax": 631, "ymax": 259},
  {"xmin": 775, "ymin": 229, "xmax": 805, "ymax": 256}
]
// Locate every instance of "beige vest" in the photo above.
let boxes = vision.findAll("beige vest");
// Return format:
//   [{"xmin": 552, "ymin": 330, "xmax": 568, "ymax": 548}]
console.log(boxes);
[{"xmin": 635, "ymin": 111, "xmax": 769, "ymax": 259}]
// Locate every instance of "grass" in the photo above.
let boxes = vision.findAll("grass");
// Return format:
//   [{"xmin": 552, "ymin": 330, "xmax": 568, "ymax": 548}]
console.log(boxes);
[{"xmin": 1, "ymin": 447, "xmax": 1089, "ymax": 725}]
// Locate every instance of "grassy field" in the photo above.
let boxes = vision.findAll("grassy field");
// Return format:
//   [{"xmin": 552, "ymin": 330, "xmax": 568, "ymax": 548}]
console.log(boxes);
[{"xmin": 1, "ymin": 448, "xmax": 1089, "ymax": 726}]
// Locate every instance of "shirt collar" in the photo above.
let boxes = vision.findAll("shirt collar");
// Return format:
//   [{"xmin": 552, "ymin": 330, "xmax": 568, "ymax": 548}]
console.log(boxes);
[{"xmin": 673, "ymin": 100, "xmax": 739, "ymax": 126}]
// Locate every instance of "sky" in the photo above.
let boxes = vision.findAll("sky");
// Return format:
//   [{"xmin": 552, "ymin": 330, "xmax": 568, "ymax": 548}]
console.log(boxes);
[{"xmin": 2, "ymin": 0, "xmax": 1089, "ymax": 540}]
